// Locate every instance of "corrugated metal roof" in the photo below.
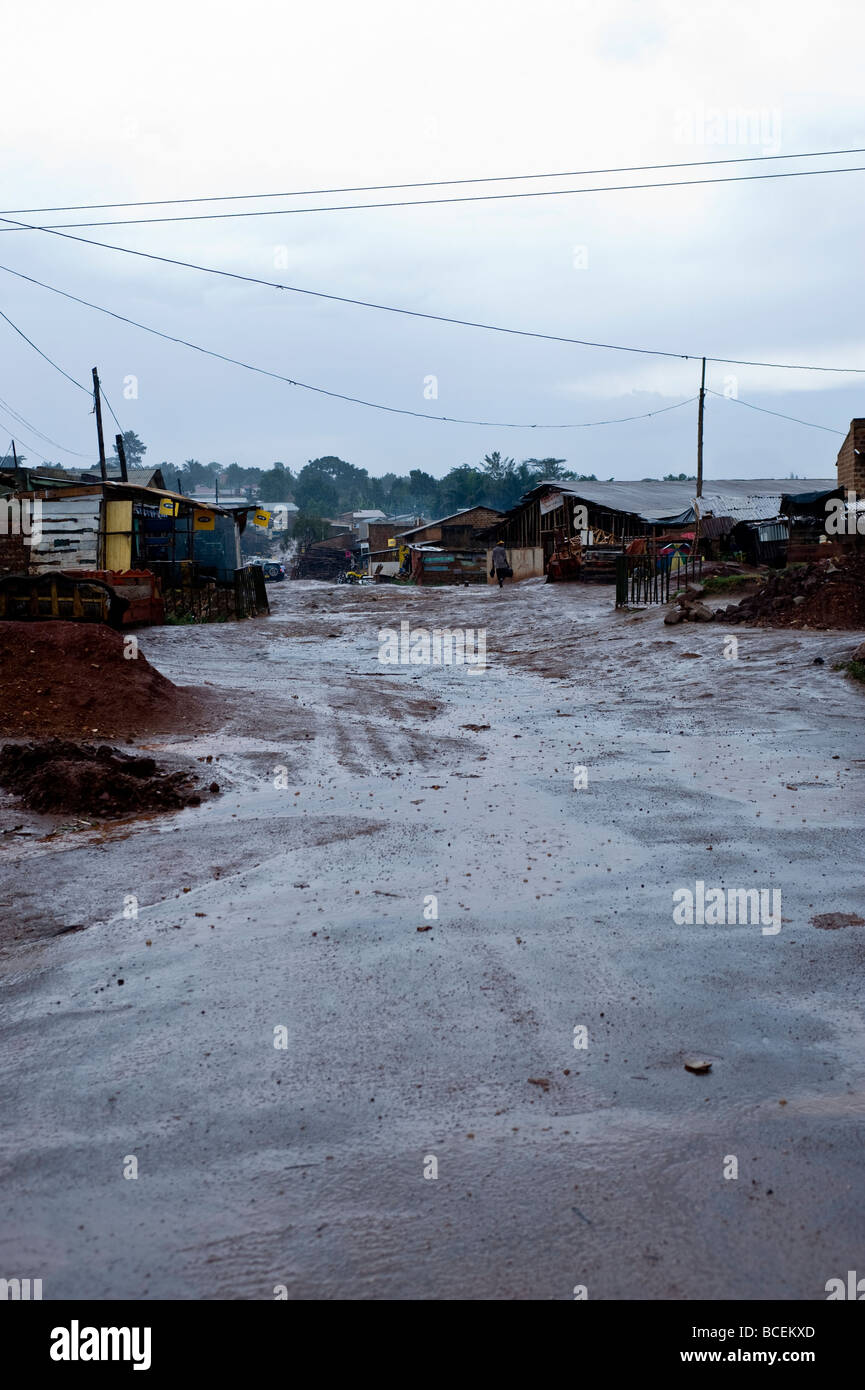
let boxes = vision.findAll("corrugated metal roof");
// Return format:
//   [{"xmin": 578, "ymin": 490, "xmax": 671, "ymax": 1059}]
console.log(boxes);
[
  {"xmin": 532, "ymin": 477, "xmax": 836, "ymax": 524},
  {"xmin": 8, "ymin": 478, "xmax": 245, "ymax": 520},
  {"xmin": 697, "ymin": 492, "xmax": 783, "ymax": 522},
  {"xmin": 81, "ymin": 467, "xmax": 165, "ymax": 487},
  {"xmin": 693, "ymin": 515, "xmax": 735, "ymax": 539},
  {"xmin": 398, "ymin": 505, "xmax": 504, "ymax": 537}
]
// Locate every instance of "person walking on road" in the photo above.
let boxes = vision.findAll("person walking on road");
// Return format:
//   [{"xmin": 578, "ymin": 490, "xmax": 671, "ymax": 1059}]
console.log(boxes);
[{"xmin": 491, "ymin": 540, "xmax": 512, "ymax": 588}]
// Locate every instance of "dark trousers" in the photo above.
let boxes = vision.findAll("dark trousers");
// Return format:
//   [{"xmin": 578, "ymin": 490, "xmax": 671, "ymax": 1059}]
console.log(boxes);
[{"xmin": 495, "ymin": 567, "xmax": 508, "ymax": 588}]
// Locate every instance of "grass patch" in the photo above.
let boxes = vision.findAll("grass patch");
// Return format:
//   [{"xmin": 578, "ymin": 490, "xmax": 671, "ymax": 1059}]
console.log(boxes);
[
  {"xmin": 833, "ymin": 659, "xmax": 865, "ymax": 684},
  {"xmin": 701, "ymin": 574, "xmax": 764, "ymax": 594}
]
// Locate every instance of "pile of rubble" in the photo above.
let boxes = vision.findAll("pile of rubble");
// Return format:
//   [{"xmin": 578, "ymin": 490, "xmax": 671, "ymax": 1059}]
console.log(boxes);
[
  {"xmin": 666, "ymin": 553, "xmax": 865, "ymax": 630},
  {"xmin": 0, "ymin": 740, "xmax": 218, "ymax": 817},
  {"xmin": 664, "ymin": 585, "xmax": 717, "ymax": 624}
]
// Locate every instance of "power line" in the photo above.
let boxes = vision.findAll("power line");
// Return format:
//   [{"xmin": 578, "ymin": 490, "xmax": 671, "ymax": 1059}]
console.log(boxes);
[
  {"xmin": 0, "ymin": 418, "xmax": 80, "ymax": 467},
  {"xmin": 0, "ymin": 305, "xmax": 89, "ymax": 392},
  {"xmin": 705, "ymin": 388, "xmax": 846, "ymax": 434},
  {"xmin": 2, "ymin": 265, "xmax": 845, "ymax": 440},
  {"xmin": 0, "ymin": 391, "xmax": 93, "ymax": 457},
  {"xmin": 0, "ymin": 262, "xmax": 699, "ymax": 428},
  {"xmin": 1, "ymin": 223, "xmax": 862, "ymax": 376},
  {"xmin": 0, "ymin": 304, "xmax": 124, "ymax": 454},
  {"xmin": 98, "ymin": 385, "xmax": 125, "ymax": 436},
  {"xmin": 2, "ymin": 162, "xmax": 865, "ymax": 232},
  {"xmin": 3, "ymin": 146, "xmax": 862, "ymax": 216}
]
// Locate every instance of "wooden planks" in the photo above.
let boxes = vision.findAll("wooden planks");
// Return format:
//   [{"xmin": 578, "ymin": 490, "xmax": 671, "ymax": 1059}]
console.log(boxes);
[{"xmin": 30, "ymin": 495, "xmax": 101, "ymax": 573}]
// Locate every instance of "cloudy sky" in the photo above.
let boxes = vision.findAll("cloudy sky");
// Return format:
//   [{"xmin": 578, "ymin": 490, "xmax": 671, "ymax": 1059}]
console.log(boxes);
[{"xmin": 1, "ymin": 0, "xmax": 863, "ymax": 483}]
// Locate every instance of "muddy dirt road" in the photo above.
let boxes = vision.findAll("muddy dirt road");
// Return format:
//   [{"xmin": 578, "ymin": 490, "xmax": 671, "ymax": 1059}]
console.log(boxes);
[{"xmin": 1, "ymin": 579, "xmax": 864, "ymax": 1299}]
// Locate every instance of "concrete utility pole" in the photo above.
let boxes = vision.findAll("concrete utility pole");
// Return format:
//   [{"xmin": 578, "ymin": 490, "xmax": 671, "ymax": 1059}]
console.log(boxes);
[
  {"xmin": 92, "ymin": 367, "xmax": 107, "ymax": 481},
  {"xmin": 696, "ymin": 356, "xmax": 706, "ymax": 499}
]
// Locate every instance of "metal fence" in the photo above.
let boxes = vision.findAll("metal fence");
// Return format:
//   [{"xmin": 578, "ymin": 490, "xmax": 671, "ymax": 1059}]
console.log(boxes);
[
  {"xmin": 235, "ymin": 565, "xmax": 269, "ymax": 618},
  {"xmin": 615, "ymin": 552, "xmax": 702, "ymax": 607},
  {"xmin": 158, "ymin": 563, "xmax": 269, "ymax": 622}
]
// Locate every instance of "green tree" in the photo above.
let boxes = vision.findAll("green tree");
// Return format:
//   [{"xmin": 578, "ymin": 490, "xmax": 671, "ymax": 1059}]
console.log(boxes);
[
  {"xmin": 294, "ymin": 463, "xmax": 340, "ymax": 516},
  {"xmin": 180, "ymin": 459, "xmax": 220, "ymax": 490},
  {"xmin": 292, "ymin": 512, "xmax": 332, "ymax": 547},
  {"xmin": 258, "ymin": 461, "xmax": 295, "ymax": 502},
  {"xmin": 440, "ymin": 464, "xmax": 489, "ymax": 512},
  {"xmin": 523, "ymin": 456, "xmax": 572, "ymax": 480},
  {"xmin": 109, "ymin": 430, "xmax": 147, "ymax": 468},
  {"xmin": 159, "ymin": 461, "xmax": 181, "ymax": 490},
  {"xmin": 481, "ymin": 451, "xmax": 517, "ymax": 481},
  {"xmin": 303, "ymin": 456, "xmax": 371, "ymax": 510}
]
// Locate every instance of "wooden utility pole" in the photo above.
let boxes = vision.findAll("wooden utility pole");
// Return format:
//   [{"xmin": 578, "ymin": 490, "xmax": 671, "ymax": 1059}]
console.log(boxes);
[
  {"xmin": 115, "ymin": 432, "xmax": 129, "ymax": 482},
  {"xmin": 696, "ymin": 356, "xmax": 706, "ymax": 499},
  {"xmin": 92, "ymin": 367, "xmax": 107, "ymax": 481},
  {"xmin": 11, "ymin": 440, "xmax": 18, "ymax": 468}
]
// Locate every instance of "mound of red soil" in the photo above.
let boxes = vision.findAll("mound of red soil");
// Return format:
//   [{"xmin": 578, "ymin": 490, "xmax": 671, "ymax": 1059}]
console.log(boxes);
[
  {"xmin": 0, "ymin": 741, "xmax": 210, "ymax": 816},
  {"xmin": 0, "ymin": 622, "xmax": 210, "ymax": 738},
  {"xmin": 715, "ymin": 553, "xmax": 865, "ymax": 629}
]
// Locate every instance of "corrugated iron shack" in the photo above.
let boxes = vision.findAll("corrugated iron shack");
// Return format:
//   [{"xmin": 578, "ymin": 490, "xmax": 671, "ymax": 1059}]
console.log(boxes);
[
  {"xmin": 397, "ymin": 506, "xmax": 504, "ymax": 585},
  {"xmin": 485, "ymin": 478, "xmax": 838, "ymax": 580},
  {"xmin": 0, "ymin": 470, "xmax": 267, "ymax": 622}
]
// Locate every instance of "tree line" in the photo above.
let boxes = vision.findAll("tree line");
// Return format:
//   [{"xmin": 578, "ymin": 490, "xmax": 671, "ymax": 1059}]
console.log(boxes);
[
  {"xmin": 7, "ymin": 432, "xmax": 695, "ymax": 525},
  {"xmin": 162, "ymin": 451, "xmax": 598, "ymax": 516}
]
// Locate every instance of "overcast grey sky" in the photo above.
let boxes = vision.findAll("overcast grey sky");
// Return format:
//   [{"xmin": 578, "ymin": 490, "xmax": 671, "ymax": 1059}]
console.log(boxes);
[{"xmin": 1, "ymin": 0, "xmax": 863, "ymax": 482}]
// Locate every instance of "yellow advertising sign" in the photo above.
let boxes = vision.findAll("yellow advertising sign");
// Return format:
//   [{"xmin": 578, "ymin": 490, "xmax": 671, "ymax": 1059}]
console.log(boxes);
[
  {"xmin": 252, "ymin": 509, "xmax": 271, "ymax": 529},
  {"xmin": 158, "ymin": 497, "xmax": 178, "ymax": 517},
  {"xmin": 193, "ymin": 510, "xmax": 216, "ymax": 531}
]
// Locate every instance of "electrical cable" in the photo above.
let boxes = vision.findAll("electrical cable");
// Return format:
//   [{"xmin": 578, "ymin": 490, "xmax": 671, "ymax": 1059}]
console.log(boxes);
[
  {"xmin": 0, "ymin": 305, "xmax": 89, "ymax": 392},
  {"xmin": 0, "ymin": 265, "xmax": 700, "ymax": 428},
  {"xmin": 1, "ymin": 243, "xmax": 862, "ymax": 375},
  {"xmin": 2, "ymin": 162, "xmax": 865, "ymax": 231},
  {"xmin": 705, "ymin": 387, "xmax": 846, "ymax": 434},
  {"xmin": 0, "ymin": 391, "xmax": 93, "ymax": 456},
  {"xmin": 2, "ymin": 145, "xmax": 862, "ymax": 216}
]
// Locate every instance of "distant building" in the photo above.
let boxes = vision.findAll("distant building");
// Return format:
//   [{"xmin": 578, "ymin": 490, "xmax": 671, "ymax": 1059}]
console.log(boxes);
[
  {"xmin": 191, "ymin": 490, "xmax": 249, "ymax": 507},
  {"xmin": 836, "ymin": 418, "xmax": 865, "ymax": 495},
  {"xmin": 359, "ymin": 506, "xmax": 504, "ymax": 584},
  {"xmin": 486, "ymin": 478, "xmax": 839, "ymax": 580},
  {"xmin": 396, "ymin": 506, "xmax": 503, "ymax": 548}
]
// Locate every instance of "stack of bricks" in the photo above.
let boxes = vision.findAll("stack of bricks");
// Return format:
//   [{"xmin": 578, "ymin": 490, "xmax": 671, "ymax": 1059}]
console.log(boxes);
[{"xmin": 836, "ymin": 419, "xmax": 865, "ymax": 494}]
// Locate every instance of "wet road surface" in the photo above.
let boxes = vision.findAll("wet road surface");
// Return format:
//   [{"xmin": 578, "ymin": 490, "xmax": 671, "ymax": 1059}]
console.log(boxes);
[{"xmin": 1, "ymin": 579, "xmax": 864, "ymax": 1299}]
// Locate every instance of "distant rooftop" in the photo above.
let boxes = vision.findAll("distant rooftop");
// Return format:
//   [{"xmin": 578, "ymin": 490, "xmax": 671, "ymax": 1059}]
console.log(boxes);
[{"xmin": 524, "ymin": 477, "xmax": 838, "ymax": 525}]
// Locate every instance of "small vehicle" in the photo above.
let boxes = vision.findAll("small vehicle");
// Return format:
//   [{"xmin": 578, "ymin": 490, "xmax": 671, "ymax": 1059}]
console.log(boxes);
[
  {"xmin": 337, "ymin": 569, "xmax": 368, "ymax": 585},
  {"xmin": 261, "ymin": 561, "xmax": 286, "ymax": 582}
]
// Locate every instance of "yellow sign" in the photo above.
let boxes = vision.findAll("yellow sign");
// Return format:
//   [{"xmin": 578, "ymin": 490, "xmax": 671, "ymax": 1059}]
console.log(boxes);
[
  {"xmin": 253, "ymin": 509, "xmax": 271, "ymax": 529},
  {"xmin": 158, "ymin": 497, "xmax": 178, "ymax": 517},
  {"xmin": 193, "ymin": 510, "xmax": 216, "ymax": 531}
]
